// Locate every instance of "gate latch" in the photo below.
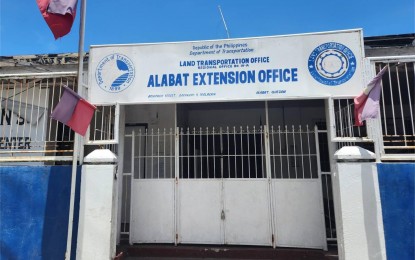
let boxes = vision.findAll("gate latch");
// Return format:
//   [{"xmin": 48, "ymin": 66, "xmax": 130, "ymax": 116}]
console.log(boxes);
[{"xmin": 221, "ymin": 210, "xmax": 225, "ymax": 220}]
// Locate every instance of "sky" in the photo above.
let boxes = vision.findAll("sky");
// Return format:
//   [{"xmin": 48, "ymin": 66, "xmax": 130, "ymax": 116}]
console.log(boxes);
[{"xmin": 0, "ymin": 0, "xmax": 414, "ymax": 56}]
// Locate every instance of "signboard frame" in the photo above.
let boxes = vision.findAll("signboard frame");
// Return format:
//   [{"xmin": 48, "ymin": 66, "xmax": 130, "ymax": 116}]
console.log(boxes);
[{"xmin": 88, "ymin": 29, "xmax": 365, "ymax": 105}]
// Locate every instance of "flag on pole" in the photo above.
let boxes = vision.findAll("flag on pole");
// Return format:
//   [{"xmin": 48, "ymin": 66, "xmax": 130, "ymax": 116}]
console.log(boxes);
[
  {"xmin": 354, "ymin": 66, "xmax": 388, "ymax": 126},
  {"xmin": 51, "ymin": 86, "xmax": 96, "ymax": 136},
  {"xmin": 36, "ymin": 0, "xmax": 78, "ymax": 39}
]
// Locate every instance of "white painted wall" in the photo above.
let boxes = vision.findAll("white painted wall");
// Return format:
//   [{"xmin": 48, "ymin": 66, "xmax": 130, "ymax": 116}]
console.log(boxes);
[
  {"xmin": 333, "ymin": 147, "xmax": 386, "ymax": 260},
  {"xmin": 77, "ymin": 150, "xmax": 117, "ymax": 260}
]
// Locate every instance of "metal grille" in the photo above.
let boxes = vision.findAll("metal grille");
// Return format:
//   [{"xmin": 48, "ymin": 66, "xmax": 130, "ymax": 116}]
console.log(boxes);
[
  {"xmin": 0, "ymin": 74, "xmax": 77, "ymax": 159},
  {"xmin": 269, "ymin": 125, "xmax": 318, "ymax": 179},
  {"xmin": 331, "ymin": 60, "xmax": 415, "ymax": 156},
  {"xmin": 321, "ymin": 173, "xmax": 336, "ymax": 241},
  {"xmin": 377, "ymin": 62, "xmax": 415, "ymax": 153},
  {"xmin": 179, "ymin": 126, "xmax": 266, "ymax": 179},
  {"xmin": 129, "ymin": 125, "xmax": 320, "ymax": 180},
  {"xmin": 86, "ymin": 104, "xmax": 117, "ymax": 144},
  {"xmin": 132, "ymin": 128, "xmax": 176, "ymax": 179},
  {"xmin": 333, "ymin": 98, "xmax": 367, "ymax": 140}
]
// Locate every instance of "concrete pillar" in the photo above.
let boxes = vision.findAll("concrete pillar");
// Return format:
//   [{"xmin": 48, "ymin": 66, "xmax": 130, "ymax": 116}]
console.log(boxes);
[
  {"xmin": 77, "ymin": 149, "xmax": 118, "ymax": 260},
  {"xmin": 333, "ymin": 146, "xmax": 386, "ymax": 260}
]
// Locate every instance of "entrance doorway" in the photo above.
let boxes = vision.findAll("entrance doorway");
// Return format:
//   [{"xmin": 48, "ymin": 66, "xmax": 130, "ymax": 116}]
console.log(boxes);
[{"xmin": 122, "ymin": 101, "xmax": 329, "ymax": 249}]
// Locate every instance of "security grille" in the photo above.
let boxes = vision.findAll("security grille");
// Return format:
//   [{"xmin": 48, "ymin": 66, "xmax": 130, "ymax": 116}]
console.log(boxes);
[
  {"xmin": 331, "ymin": 60, "xmax": 415, "ymax": 157},
  {"xmin": 179, "ymin": 126, "xmax": 265, "ymax": 179},
  {"xmin": 269, "ymin": 125, "xmax": 318, "ymax": 179},
  {"xmin": 0, "ymin": 73, "xmax": 77, "ymax": 159}
]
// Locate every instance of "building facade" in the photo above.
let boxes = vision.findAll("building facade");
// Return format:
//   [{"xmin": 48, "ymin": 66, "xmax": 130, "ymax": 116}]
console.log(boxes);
[{"xmin": 1, "ymin": 30, "xmax": 414, "ymax": 259}]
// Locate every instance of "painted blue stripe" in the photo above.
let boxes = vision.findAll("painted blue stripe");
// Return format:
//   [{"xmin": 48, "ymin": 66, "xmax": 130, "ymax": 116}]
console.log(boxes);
[
  {"xmin": 378, "ymin": 163, "xmax": 415, "ymax": 260},
  {"xmin": 0, "ymin": 166, "xmax": 81, "ymax": 260}
]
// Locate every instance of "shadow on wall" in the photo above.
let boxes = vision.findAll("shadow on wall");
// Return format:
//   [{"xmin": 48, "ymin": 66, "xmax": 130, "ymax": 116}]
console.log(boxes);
[{"xmin": 0, "ymin": 165, "xmax": 81, "ymax": 260}]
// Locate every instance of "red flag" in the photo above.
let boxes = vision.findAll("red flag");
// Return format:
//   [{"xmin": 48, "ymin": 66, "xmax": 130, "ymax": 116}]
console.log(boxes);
[
  {"xmin": 67, "ymin": 99, "xmax": 96, "ymax": 136},
  {"xmin": 37, "ymin": 0, "xmax": 78, "ymax": 39},
  {"xmin": 51, "ymin": 86, "xmax": 96, "ymax": 136}
]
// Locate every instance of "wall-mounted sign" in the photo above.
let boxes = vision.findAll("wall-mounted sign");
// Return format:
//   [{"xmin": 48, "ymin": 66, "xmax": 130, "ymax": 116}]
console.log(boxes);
[{"xmin": 89, "ymin": 29, "xmax": 364, "ymax": 105}]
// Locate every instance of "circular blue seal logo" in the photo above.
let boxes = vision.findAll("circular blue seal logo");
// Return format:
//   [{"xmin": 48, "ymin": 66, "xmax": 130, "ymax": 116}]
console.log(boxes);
[
  {"xmin": 308, "ymin": 42, "xmax": 356, "ymax": 86},
  {"xmin": 95, "ymin": 53, "xmax": 135, "ymax": 93}
]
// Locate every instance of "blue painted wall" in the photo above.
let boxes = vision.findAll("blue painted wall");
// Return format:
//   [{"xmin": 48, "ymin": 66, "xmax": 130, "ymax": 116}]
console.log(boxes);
[
  {"xmin": 0, "ymin": 166, "xmax": 81, "ymax": 260},
  {"xmin": 378, "ymin": 163, "xmax": 415, "ymax": 260}
]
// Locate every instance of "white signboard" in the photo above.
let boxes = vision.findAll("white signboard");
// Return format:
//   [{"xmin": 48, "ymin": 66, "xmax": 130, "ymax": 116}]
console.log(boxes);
[{"xmin": 89, "ymin": 29, "xmax": 364, "ymax": 105}]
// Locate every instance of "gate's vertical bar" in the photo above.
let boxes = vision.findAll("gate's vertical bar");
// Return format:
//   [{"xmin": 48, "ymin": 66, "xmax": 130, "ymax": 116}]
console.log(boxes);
[
  {"xmin": 28, "ymin": 81, "xmax": 35, "ymax": 139},
  {"xmin": 254, "ymin": 126, "xmax": 258, "ymax": 178},
  {"xmin": 174, "ymin": 126, "xmax": 180, "ymax": 245},
  {"xmin": 220, "ymin": 127, "xmax": 224, "ymax": 178},
  {"xmin": 405, "ymin": 63, "xmax": 415, "ymax": 136},
  {"xmin": 264, "ymin": 124, "xmax": 276, "ymax": 247},
  {"xmin": 387, "ymin": 67, "xmax": 397, "ymax": 135},
  {"xmin": 299, "ymin": 125, "xmax": 305, "ymax": 179},
  {"xmin": 157, "ymin": 129, "xmax": 160, "ymax": 179},
  {"xmin": 247, "ymin": 126, "xmax": 251, "ymax": 178},
  {"xmin": 129, "ymin": 130, "xmax": 135, "ymax": 245},
  {"xmin": 271, "ymin": 126, "xmax": 276, "ymax": 178},
  {"xmin": 314, "ymin": 125, "xmax": 328, "ymax": 251},
  {"xmin": 278, "ymin": 126, "xmax": 282, "ymax": 178},
  {"xmin": 240, "ymin": 126, "xmax": 244, "ymax": 178},
  {"xmin": 380, "ymin": 64, "xmax": 388, "ymax": 136},
  {"xmin": 187, "ymin": 128, "xmax": 190, "ymax": 178},
  {"xmin": 170, "ymin": 128, "xmax": 173, "ymax": 178},
  {"xmin": 206, "ymin": 127, "xmax": 209, "ymax": 179},
  {"xmin": 227, "ymin": 127, "xmax": 231, "ymax": 178},
  {"xmin": 213, "ymin": 127, "xmax": 216, "ymax": 178},
  {"xmin": 199, "ymin": 127, "xmax": 203, "ymax": 178},
  {"xmin": 306, "ymin": 125, "xmax": 313, "ymax": 178},
  {"xmin": 193, "ymin": 128, "xmax": 196, "ymax": 178},
  {"xmin": 219, "ymin": 126, "xmax": 226, "ymax": 244},
  {"xmin": 285, "ymin": 125, "xmax": 290, "ymax": 178},
  {"xmin": 180, "ymin": 128, "xmax": 183, "ymax": 178},
  {"xmin": 35, "ymin": 80, "xmax": 42, "ymax": 143},
  {"xmin": 219, "ymin": 127, "xmax": 226, "ymax": 243},
  {"xmin": 233, "ymin": 127, "xmax": 237, "ymax": 178},
  {"xmin": 292, "ymin": 125, "xmax": 298, "ymax": 179},
  {"xmin": 151, "ymin": 129, "xmax": 154, "ymax": 178},
  {"xmin": 173, "ymin": 104, "xmax": 178, "ymax": 245},
  {"xmin": 395, "ymin": 65, "xmax": 407, "ymax": 145},
  {"xmin": 265, "ymin": 101, "xmax": 276, "ymax": 247},
  {"xmin": 163, "ymin": 128, "xmax": 166, "ymax": 178},
  {"xmin": 6, "ymin": 82, "xmax": 16, "ymax": 140}
]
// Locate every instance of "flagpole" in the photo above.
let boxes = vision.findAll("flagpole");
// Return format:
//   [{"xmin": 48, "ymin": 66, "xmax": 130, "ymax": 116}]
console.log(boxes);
[{"xmin": 65, "ymin": 0, "xmax": 86, "ymax": 259}]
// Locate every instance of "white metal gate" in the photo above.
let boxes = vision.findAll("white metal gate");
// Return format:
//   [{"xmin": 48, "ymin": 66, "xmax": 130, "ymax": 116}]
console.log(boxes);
[
  {"xmin": 126, "ymin": 125, "xmax": 326, "ymax": 249},
  {"xmin": 269, "ymin": 125, "xmax": 327, "ymax": 249}
]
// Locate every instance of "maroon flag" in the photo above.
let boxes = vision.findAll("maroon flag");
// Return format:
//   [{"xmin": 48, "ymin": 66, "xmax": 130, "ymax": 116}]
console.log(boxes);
[
  {"xmin": 51, "ymin": 86, "xmax": 96, "ymax": 136},
  {"xmin": 37, "ymin": 0, "xmax": 78, "ymax": 39},
  {"xmin": 354, "ymin": 66, "xmax": 388, "ymax": 126}
]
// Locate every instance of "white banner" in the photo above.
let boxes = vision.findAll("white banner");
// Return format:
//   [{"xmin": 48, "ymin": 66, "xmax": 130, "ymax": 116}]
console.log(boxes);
[{"xmin": 89, "ymin": 29, "xmax": 364, "ymax": 104}]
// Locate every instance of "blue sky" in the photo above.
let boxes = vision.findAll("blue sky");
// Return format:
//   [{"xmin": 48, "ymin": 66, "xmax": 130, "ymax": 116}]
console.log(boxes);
[{"xmin": 0, "ymin": 0, "xmax": 414, "ymax": 56}]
